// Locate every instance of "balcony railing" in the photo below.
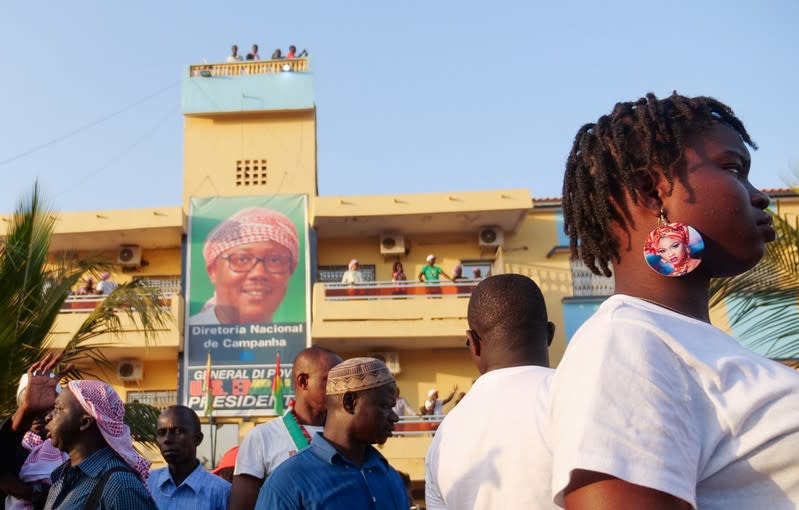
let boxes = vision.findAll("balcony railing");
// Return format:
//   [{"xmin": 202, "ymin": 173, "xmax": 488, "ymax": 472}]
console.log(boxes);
[
  {"xmin": 61, "ymin": 294, "xmax": 173, "ymax": 313},
  {"xmin": 324, "ymin": 280, "xmax": 480, "ymax": 300},
  {"xmin": 570, "ymin": 260, "xmax": 615, "ymax": 297},
  {"xmin": 392, "ymin": 416, "xmax": 442, "ymax": 437},
  {"xmin": 189, "ymin": 58, "xmax": 309, "ymax": 78}
]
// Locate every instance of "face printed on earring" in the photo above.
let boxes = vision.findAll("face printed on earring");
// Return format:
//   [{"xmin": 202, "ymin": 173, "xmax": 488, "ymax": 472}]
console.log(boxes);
[{"xmin": 643, "ymin": 222, "xmax": 704, "ymax": 277}]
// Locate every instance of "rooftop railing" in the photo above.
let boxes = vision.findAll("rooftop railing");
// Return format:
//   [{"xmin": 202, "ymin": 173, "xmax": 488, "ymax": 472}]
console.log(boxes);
[
  {"xmin": 323, "ymin": 280, "xmax": 480, "ymax": 300},
  {"xmin": 189, "ymin": 58, "xmax": 309, "ymax": 78}
]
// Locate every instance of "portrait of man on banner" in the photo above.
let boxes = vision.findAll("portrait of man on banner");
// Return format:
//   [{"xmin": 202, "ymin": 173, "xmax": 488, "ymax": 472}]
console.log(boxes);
[
  {"xmin": 189, "ymin": 203, "xmax": 306, "ymax": 325},
  {"xmin": 184, "ymin": 195, "xmax": 309, "ymax": 417}
]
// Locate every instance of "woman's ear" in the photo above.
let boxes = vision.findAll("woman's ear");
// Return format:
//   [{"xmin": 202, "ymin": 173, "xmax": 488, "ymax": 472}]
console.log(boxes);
[{"xmin": 632, "ymin": 167, "xmax": 669, "ymax": 213}]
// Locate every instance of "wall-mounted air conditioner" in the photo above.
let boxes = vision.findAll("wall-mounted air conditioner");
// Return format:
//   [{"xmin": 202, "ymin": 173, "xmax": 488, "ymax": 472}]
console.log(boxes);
[
  {"xmin": 118, "ymin": 245, "xmax": 142, "ymax": 267},
  {"xmin": 379, "ymin": 235, "xmax": 406, "ymax": 255},
  {"xmin": 478, "ymin": 227, "xmax": 504, "ymax": 248},
  {"xmin": 117, "ymin": 359, "xmax": 143, "ymax": 382}
]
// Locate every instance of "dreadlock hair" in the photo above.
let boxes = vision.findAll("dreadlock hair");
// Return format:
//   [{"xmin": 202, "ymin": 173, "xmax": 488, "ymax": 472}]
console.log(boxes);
[{"xmin": 562, "ymin": 92, "xmax": 757, "ymax": 277}]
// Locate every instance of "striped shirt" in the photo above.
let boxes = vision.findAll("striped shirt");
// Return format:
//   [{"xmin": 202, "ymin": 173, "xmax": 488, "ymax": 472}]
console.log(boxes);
[
  {"xmin": 45, "ymin": 446, "xmax": 157, "ymax": 510},
  {"xmin": 147, "ymin": 461, "xmax": 230, "ymax": 510}
]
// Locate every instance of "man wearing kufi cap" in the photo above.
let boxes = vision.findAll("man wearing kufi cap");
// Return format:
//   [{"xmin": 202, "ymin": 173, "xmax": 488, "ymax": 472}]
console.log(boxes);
[
  {"xmin": 255, "ymin": 358, "xmax": 409, "ymax": 510},
  {"xmin": 44, "ymin": 380, "xmax": 157, "ymax": 509},
  {"xmin": 190, "ymin": 207, "xmax": 300, "ymax": 325},
  {"xmin": 229, "ymin": 347, "xmax": 342, "ymax": 510}
]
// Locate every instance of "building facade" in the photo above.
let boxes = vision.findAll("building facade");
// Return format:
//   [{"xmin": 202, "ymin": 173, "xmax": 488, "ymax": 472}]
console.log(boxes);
[{"xmin": 4, "ymin": 58, "xmax": 797, "ymax": 491}]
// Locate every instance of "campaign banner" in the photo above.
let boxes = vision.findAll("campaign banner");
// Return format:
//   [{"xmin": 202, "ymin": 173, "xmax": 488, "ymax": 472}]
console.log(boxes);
[{"xmin": 183, "ymin": 195, "xmax": 310, "ymax": 416}]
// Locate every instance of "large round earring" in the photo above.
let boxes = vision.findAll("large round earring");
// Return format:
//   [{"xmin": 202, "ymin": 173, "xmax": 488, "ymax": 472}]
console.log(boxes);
[{"xmin": 642, "ymin": 209, "xmax": 704, "ymax": 277}]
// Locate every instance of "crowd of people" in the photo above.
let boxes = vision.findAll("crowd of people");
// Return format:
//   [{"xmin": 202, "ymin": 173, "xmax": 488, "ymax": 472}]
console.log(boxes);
[
  {"xmin": 3, "ymin": 92, "xmax": 799, "ymax": 509},
  {"xmin": 74, "ymin": 272, "xmax": 118, "ymax": 296},
  {"xmin": 340, "ymin": 255, "xmax": 485, "ymax": 285},
  {"xmin": 226, "ymin": 44, "xmax": 308, "ymax": 63}
]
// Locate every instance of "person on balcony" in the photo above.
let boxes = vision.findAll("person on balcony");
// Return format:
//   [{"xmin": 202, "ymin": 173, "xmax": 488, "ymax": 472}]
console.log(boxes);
[
  {"xmin": 420, "ymin": 387, "xmax": 457, "ymax": 417},
  {"xmin": 391, "ymin": 388, "xmax": 416, "ymax": 417},
  {"xmin": 76, "ymin": 277, "xmax": 94, "ymax": 295},
  {"xmin": 95, "ymin": 272, "xmax": 118, "ymax": 295},
  {"xmin": 229, "ymin": 347, "xmax": 342, "ymax": 510},
  {"xmin": 254, "ymin": 357, "xmax": 408, "ymax": 509},
  {"xmin": 391, "ymin": 261, "xmax": 406, "ymax": 283},
  {"xmin": 425, "ymin": 274, "xmax": 555, "ymax": 509},
  {"xmin": 451, "ymin": 265, "xmax": 466, "ymax": 281},
  {"xmin": 246, "ymin": 44, "xmax": 260, "ymax": 61},
  {"xmin": 286, "ymin": 46, "xmax": 308, "ymax": 59},
  {"xmin": 271, "ymin": 49, "xmax": 284, "ymax": 60},
  {"xmin": 190, "ymin": 207, "xmax": 299, "ymax": 325},
  {"xmin": 340, "ymin": 259, "xmax": 363, "ymax": 285},
  {"xmin": 226, "ymin": 45, "xmax": 243, "ymax": 63},
  {"xmin": 418, "ymin": 255, "xmax": 451, "ymax": 283}
]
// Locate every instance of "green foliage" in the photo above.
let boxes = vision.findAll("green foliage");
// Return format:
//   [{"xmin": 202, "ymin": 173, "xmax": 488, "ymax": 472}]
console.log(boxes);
[
  {"xmin": 710, "ymin": 210, "xmax": 799, "ymax": 361},
  {"xmin": 0, "ymin": 183, "xmax": 172, "ymax": 442}
]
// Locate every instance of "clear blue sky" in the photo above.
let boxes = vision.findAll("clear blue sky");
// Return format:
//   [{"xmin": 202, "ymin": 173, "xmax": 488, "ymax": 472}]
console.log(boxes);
[{"xmin": 1, "ymin": 1, "xmax": 797, "ymax": 212}]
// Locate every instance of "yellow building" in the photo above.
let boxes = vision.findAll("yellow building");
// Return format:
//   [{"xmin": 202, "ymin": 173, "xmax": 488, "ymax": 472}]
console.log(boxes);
[{"xmin": 5, "ymin": 58, "xmax": 798, "ymax": 497}]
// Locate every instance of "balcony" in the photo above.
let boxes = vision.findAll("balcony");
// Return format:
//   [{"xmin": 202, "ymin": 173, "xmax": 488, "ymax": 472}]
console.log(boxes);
[
  {"xmin": 183, "ymin": 58, "xmax": 314, "ymax": 115},
  {"xmin": 189, "ymin": 58, "xmax": 309, "ymax": 77},
  {"xmin": 51, "ymin": 287, "xmax": 181, "ymax": 359},
  {"xmin": 312, "ymin": 281, "xmax": 478, "ymax": 351}
]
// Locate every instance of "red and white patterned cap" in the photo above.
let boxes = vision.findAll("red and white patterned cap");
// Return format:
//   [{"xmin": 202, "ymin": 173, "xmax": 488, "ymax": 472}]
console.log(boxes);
[
  {"xmin": 203, "ymin": 208, "xmax": 299, "ymax": 272},
  {"xmin": 67, "ymin": 380, "xmax": 151, "ymax": 483}
]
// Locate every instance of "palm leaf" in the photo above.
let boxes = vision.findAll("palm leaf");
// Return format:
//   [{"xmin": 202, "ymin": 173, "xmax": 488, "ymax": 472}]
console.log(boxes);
[
  {"xmin": 710, "ymin": 210, "xmax": 799, "ymax": 360},
  {"xmin": 0, "ymin": 184, "xmax": 173, "ymax": 446}
]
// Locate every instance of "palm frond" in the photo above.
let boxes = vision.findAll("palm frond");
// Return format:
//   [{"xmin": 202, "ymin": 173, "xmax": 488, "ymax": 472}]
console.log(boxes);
[
  {"xmin": 124, "ymin": 402, "xmax": 161, "ymax": 449},
  {"xmin": 710, "ymin": 210, "xmax": 799, "ymax": 360}
]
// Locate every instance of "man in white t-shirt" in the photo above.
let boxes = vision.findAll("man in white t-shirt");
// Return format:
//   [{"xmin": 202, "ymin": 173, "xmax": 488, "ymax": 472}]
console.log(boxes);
[
  {"xmin": 228, "ymin": 347, "xmax": 342, "ymax": 510},
  {"xmin": 425, "ymin": 274, "xmax": 557, "ymax": 509}
]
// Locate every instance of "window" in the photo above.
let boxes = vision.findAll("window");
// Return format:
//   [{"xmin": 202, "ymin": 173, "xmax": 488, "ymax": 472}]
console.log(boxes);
[
  {"xmin": 236, "ymin": 160, "xmax": 268, "ymax": 187},
  {"xmin": 460, "ymin": 260, "xmax": 493, "ymax": 280},
  {"xmin": 136, "ymin": 275, "xmax": 181, "ymax": 295},
  {"xmin": 126, "ymin": 390, "xmax": 177, "ymax": 410},
  {"xmin": 318, "ymin": 264, "xmax": 376, "ymax": 283}
]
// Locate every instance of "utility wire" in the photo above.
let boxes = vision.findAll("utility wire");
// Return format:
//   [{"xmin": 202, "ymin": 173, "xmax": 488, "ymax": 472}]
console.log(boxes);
[
  {"xmin": 52, "ymin": 106, "xmax": 177, "ymax": 200},
  {"xmin": 0, "ymin": 80, "xmax": 180, "ymax": 166}
]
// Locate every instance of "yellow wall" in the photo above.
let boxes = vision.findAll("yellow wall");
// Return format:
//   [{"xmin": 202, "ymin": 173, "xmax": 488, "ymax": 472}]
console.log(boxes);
[
  {"xmin": 500, "ymin": 209, "xmax": 572, "ymax": 364},
  {"xmin": 183, "ymin": 111, "xmax": 317, "ymax": 207}
]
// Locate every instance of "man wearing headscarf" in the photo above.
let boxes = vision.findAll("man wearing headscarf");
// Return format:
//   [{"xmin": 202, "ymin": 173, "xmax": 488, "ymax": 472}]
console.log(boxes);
[
  {"xmin": 190, "ymin": 207, "xmax": 300, "ymax": 325},
  {"xmin": 255, "ymin": 358, "xmax": 408, "ymax": 509},
  {"xmin": 44, "ymin": 380, "xmax": 157, "ymax": 509}
]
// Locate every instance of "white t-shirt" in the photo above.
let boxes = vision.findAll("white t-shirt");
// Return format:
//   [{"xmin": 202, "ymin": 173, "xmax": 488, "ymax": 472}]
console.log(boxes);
[
  {"xmin": 550, "ymin": 294, "xmax": 799, "ymax": 509},
  {"xmin": 341, "ymin": 270, "xmax": 363, "ymax": 285},
  {"xmin": 426, "ymin": 366, "xmax": 557, "ymax": 510},
  {"xmin": 234, "ymin": 416, "xmax": 322, "ymax": 480}
]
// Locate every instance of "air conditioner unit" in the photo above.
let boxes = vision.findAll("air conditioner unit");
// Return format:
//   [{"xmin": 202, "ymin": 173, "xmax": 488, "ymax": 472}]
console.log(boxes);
[
  {"xmin": 379, "ymin": 235, "xmax": 406, "ymax": 255},
  {"xmin": 478, "ymin": 227, "xmax": 504, "ymax": 248},
  {"xmin": 117, "ymin": 359, "xmax": 143, "ymax": 382},
  {"xmin": 367, "ymin": 352, "xmax": 401, "ymax": 375},
  {"xmin": 118, "ymin": 245, "xmax": 142, "ymax": 267}
]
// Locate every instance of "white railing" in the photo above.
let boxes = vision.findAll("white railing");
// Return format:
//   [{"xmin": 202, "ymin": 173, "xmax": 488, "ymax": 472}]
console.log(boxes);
[
  {"xmin": 324, "ymin": 279, "xmax": 481, "ymax": 301},
  {"xmin": 570, "ymin": 260, "xmax": 615, "ymax": 297},
  {"xmin": 189, "ymin": 58, "xmax": 309, "ymax": 77}
]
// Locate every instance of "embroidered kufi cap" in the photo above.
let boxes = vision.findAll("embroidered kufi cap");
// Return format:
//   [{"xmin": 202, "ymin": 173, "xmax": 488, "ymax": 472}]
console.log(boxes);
[{"xmin": 326, "ymin": 357, "xmax": 395, "ymax": 395}]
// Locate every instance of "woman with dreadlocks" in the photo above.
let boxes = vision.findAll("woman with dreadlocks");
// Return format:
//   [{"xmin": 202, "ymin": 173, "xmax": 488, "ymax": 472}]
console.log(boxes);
[{"xmin": 549, "ymin": 93, "xmax": 799, "ymax": 509}]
